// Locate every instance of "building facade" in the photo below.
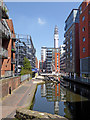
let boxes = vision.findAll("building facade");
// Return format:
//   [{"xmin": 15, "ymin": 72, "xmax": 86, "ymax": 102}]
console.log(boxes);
[
  {"xmin": 60, "ymin": 45, "xmax": 66, "ymax": 73},
  {"xmin": 39, "ymin": 26, "xmax": 60, "ymax": 73},
  {"xmin": 64, "ymin": 9, "xmax": 80, "ymax": 78},
  {"xmin": 79, "ymin": 1, "xmax": 90, "ymax": 79},
  {"xmin": 0, "ymin": 1, "xmax": 16, "ymax": 78},
  {"xmin": 15, "ymin": 35, "xmax": 36, "ymax": 75},
  {"xmin": 46, "ymin": 47, "xmax": 60, "ymax": 73}
]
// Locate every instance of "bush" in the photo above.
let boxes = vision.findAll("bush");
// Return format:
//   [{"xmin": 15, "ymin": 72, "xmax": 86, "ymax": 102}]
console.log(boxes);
[{"xmin": 20, "ymin": 57, "xmax": 32, "ymax": 76}]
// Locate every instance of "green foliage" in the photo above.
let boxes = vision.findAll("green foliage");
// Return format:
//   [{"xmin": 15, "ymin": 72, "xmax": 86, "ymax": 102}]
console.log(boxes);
[
  {"xmin": 3, "ymin": 7, "xmax": 8, "ymax": 13},
  {"xmin": 20, "ymin": 57, "xmax": 32, "ymax": 76}
]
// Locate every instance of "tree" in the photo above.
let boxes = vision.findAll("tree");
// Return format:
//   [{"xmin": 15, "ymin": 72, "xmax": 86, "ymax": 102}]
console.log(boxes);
[{"xmin": 20, "ymin": 57, "xmax": 32, "ymax": 76}]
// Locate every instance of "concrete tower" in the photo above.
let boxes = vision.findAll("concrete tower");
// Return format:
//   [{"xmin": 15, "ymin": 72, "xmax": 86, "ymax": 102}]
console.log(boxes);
[{"xmin": 54, "ymin": 25, "xmax": 59, "ymax": 48}]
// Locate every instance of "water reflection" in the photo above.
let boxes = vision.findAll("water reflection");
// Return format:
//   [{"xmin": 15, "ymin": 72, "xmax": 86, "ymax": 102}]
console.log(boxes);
[{"xmin": 32, "ymin": 77, "xmax": 90, "ymax": 120}]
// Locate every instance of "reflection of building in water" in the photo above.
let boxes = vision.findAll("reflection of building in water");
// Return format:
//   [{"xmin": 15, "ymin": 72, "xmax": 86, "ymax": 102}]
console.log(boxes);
[
  {"xmin": 41, "ymin": 84, "xmax": 46, "ymax": 97},
  {"xmin": 40, "ymin": 77, "xmax": 67, "ymax": 115},
  {"xmin": 54, "ymin": 101, "xmax": 59, "ymax": 114}
]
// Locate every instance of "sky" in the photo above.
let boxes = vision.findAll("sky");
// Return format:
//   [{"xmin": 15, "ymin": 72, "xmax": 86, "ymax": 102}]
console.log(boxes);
[{"xmin": 6, "ymin": 2, "xmax": 81, "ymax": 61}]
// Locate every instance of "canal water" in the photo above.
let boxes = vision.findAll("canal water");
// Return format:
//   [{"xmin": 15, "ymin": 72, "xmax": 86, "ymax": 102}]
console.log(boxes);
[{"xmin": 31, "ymin": 78, "xmax": 90, "ymax": 120}]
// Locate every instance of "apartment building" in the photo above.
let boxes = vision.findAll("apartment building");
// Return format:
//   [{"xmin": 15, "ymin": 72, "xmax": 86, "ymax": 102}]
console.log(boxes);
[
  {"xmin": 46, "ymin": 47, "xmax": 60, "ymax": 73},
  {"xmin": 39, "ymin": 26, "xmax": 60, "ymax": 73},
  {"xmin": 39, "ymin": 60, "xmax": 43, "ymax": 72},
  {"xmin": 0, "ymin": 1, "xmax": 16, "ymax": 78},
  {"xmin": 79, "ymin": 1, "xmax": 90, "ymax": 79},
  {"xmin": 64, "ymin": 9, "xmax": 80, "ymax": 78},
  {"xmin": 15, "ymin": 35, "xmax": 36, "ymax": 75},
  {"xmin": 60, "ymin": 45, "xmax": 66, "ymax": 73},
  {"xmin": 41, "ymin": 46, "xmax": 47, "ymax": 72}
]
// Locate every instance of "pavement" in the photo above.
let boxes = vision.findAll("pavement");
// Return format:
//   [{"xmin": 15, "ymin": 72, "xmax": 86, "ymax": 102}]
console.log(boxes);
[{"xmin": 1, "ymin": 79, "xmax": 37, "ymax": 119}]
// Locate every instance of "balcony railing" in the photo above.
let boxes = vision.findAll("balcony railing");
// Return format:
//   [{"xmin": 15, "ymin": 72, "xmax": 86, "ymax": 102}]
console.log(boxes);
[
  {"xmin": 0, "ymin": 19, "xmax": 10, "ymax": 39},
  {"xmin": 0, "ymin": 1, "xmax": 9, "ymax": 19},
  {"xmin": 0, "ymin": 47, "xmax": 8, "ymax": 58}
]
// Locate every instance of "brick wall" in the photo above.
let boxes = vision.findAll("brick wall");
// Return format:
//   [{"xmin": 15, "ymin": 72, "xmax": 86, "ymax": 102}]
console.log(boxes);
[{"xmin": 0, "ymin": 76, "xmax": 21, "ymax": 98}]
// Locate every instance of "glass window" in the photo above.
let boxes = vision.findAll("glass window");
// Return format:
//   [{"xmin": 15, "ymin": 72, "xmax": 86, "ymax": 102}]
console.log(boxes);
[
  {"xmin": 82, "ymin": 27, "xmax": 85, "ymax": 31},
  {"xmin": 67, "ymin": 41, "xmax": 68, "ymax": 45},
  {"xmin": 89, "ymin": 21, "xmax": 90, "ymax": 26},
  {"xmin": 83, "ymin": 47, "xmax": 85, "ymax": 52},
  {"xmin": 70, "ymin": 31, "xmax": 72, "ymax": 38},
  {"xmin": 70, "ymin": 44, "xmax": 72, "ymax": 49},
  {"xmin": 70, "ymin": 59, "xmax": 72, "ymax": 63},
  {"xmin": 83, "ymin": 37, "xmax": 85, "ymax": 42},
  {"xmin": 89, "ymin": 10, "xmax": 90, "ymax": 14},
  {"xmin": 70, "ymin": 52, "xmax": 72, "ymax": 57},
  {"xmin": 67, "ymin": 48, "xmax": 68, "ymax": 52},
  {"xmin": 82, "ymin": 16, "xmax": 85, "ymax": 21},
  {"xmin": 80, "ymin": 6, "xmax": 82, "ymax": 14}
]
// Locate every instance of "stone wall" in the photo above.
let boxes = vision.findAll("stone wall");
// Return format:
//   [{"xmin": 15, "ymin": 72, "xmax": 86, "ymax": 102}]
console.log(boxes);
[{"xmin": 15, "ymin": 108, "xmax": 67, "ymax": 120}]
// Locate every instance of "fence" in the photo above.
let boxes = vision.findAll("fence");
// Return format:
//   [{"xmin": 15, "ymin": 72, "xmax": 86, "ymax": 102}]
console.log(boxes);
[{"xmin": 21, "ymin": 74, "xmax": 30, "ymax": 82}]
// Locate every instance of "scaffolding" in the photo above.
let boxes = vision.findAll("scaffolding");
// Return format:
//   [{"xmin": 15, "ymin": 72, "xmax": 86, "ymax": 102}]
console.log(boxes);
[{"xmin": 11, "ymin": 33, "xmax": 36, "ymax": 75}]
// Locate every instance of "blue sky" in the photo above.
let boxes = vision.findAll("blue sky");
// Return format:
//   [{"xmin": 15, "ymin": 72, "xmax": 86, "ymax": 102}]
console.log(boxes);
[{"xmin": 6, "ymin": 2, "xmax": 80, "ymax": 60}]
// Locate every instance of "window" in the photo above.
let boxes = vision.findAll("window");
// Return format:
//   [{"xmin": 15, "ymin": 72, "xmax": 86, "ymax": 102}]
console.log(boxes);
[
  {"xmin": 83, "ymin": 37, "xmax": 85, "ymax": 42},
  {"xmin": 82, "ymin": 16, "xmax": 85, "ymax": 21},
  {"xmin": 80, "ymin": 6, "xmax": 82, "ymax": 14},
  {"xmin": 67, "ymin": 48, "xmax": 68, "ymax": 52},
  {"xmin": 70, "ymin": 31, "xmax": 72, "ymax": 38},
  {"xmin": 83, "ymin": 47, "xmax": 85, "ymax": 52},
  {"xmin": 89, "ymin": 21, "xmax": 90, "ymax": 26},
  {"xmin": 70, "ymin": 52, "xmax": 72, "ymax": 57},
  {"xmin": 89, "ymin": 10, "xmax": 90, "ymax": 14},
  {"xmin": 82, "ymin": 27, "xmax": 85, "ymax": 32},
  {"xmin": 70, "ymin": 59, "xmax": 72, "ymax": 63},
  {"xmin": 67, "ymin": 41, "xmax": 68, "ymax": 45},
  {"xmin": 70, "ymin": 44, "xmax": 72, "ymax": 49}
]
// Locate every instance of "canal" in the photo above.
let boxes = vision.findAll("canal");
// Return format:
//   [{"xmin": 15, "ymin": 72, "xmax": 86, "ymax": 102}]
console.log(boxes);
[{"xmin": 31, "ymin": 78, "xmax": 90, "ymax": 120}]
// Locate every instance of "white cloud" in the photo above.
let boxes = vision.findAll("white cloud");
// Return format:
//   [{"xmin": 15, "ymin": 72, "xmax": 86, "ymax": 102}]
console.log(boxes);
[{"xmin": 38, "ymin": 18, "xmax": 46, "ymax": 25}]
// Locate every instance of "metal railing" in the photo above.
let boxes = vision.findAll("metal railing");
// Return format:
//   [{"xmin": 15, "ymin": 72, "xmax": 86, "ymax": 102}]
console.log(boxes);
[
  {"xmin": 63, "ymin": 75, "xmax": 90, "ymax": 85},
  {"xmin": 21, "ymin": 74, "xmax": 30, "ymax": 82},
  {"xmin": 0, "ymin": 47, "xmax": 8, "ymax": 58}
]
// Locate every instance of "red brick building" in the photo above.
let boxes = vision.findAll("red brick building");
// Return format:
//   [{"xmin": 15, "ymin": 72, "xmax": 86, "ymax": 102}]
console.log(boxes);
[
  {"xmin": 0, "ymin": 2, "xmax": 16, "ymax": 78},
  {"xmin": 64, "ymin": 9, "xmax": 80, "ymax": 78},
  {"xmin": 79, "ymin": 0, "xmax": 90, "ymax": 78}
]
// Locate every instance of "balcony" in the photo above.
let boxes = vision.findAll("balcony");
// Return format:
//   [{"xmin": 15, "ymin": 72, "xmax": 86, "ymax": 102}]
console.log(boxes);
[
  {"xmin": 0, "ymin": 47, "xmax": 8, "ymax": 59},
  {"xmin": 11, "ymin": 58, "xmax": 16, "ymax": 64},
  {"xmin": 0, "ymin": 19, "xmax": 10, "ymax": 39},
  {"xmin": 0, "ymin": 1, "xmax": 9, "ymax": 19}
]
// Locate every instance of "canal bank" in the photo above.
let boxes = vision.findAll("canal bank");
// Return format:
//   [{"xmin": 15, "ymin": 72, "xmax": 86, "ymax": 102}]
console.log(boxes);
[
  {"xmin": 15, "ymin": 76, "xmax": 67, "ymax": 120},
  {"xmin": 2, "ymin": 76, "xmax": 67, "ymax": 120},
  {"xmin": 62, "ymin": 75, "xmax": 90, "ymax": 87},
  {"xmin": 32, "ymin": 77, "xmax": 90, "ymax": 120}
]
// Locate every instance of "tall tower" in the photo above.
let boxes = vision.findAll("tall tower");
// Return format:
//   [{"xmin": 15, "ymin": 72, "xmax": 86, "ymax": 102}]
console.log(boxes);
[{"xmin": 54, "ymin": 25, "xmax": 59, "ymax": 48}]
